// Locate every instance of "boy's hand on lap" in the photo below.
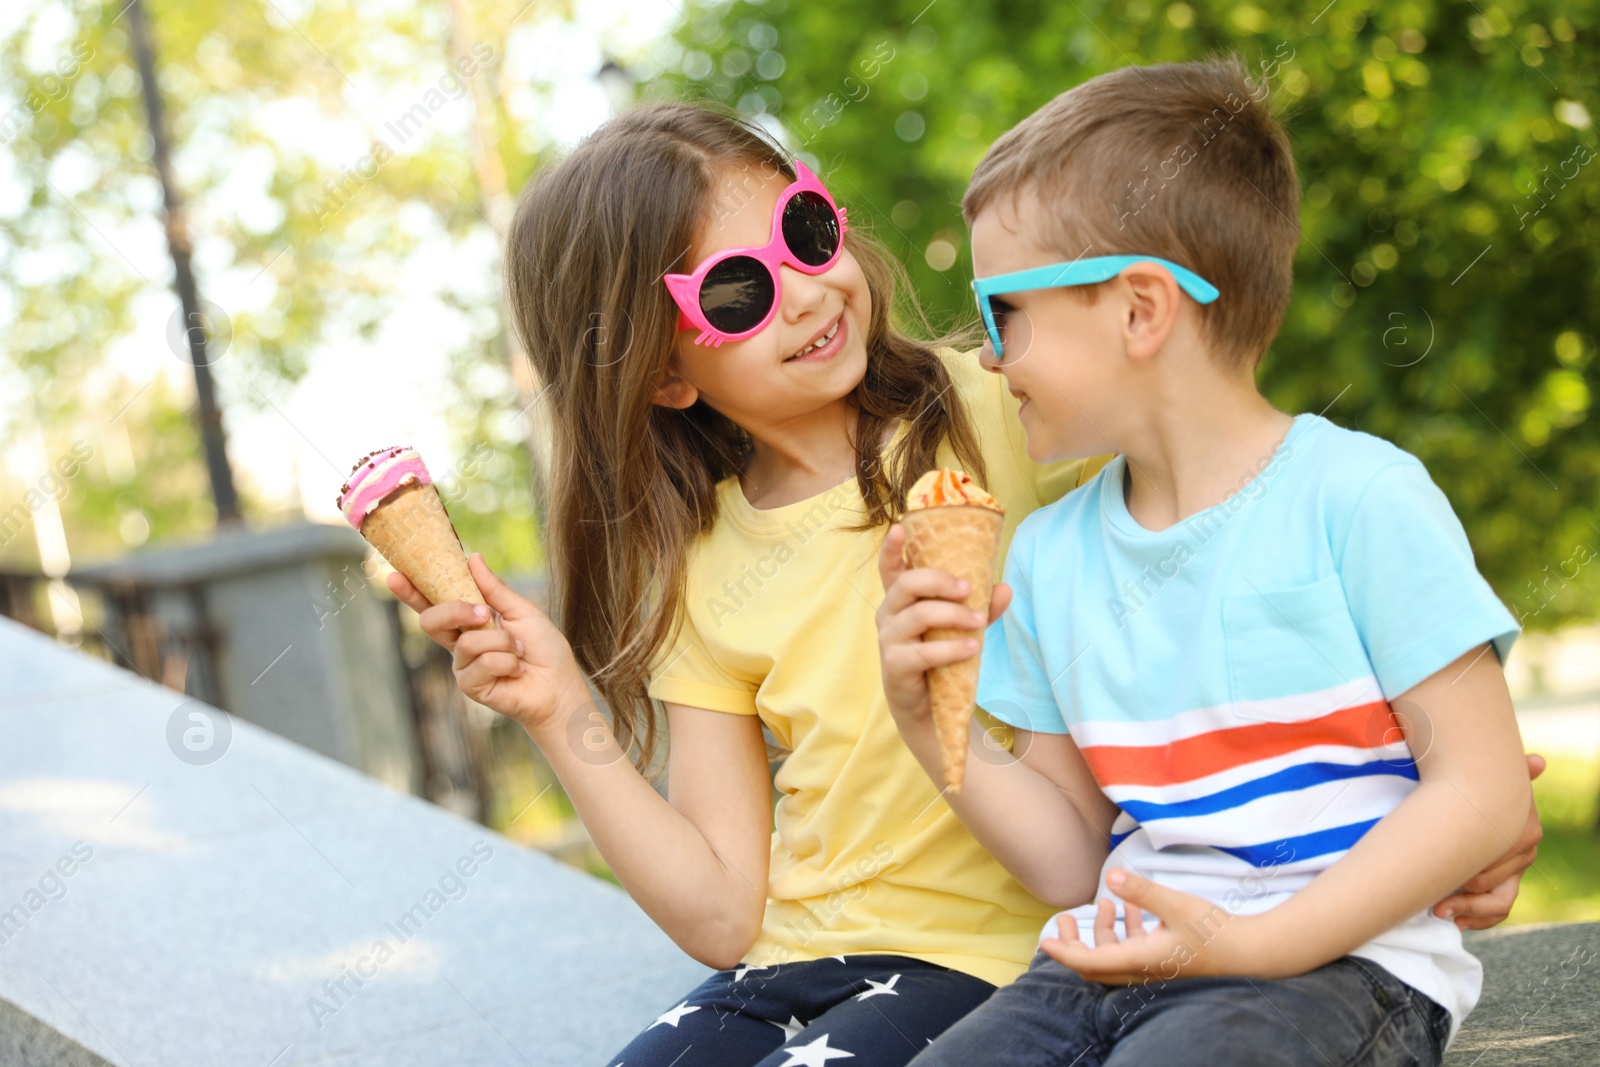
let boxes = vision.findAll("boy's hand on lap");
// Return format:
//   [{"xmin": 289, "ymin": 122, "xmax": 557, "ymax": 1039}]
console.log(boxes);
[
  {"xmin": 1041, "ymin": 868, "xmax": 1281, "ymax": 984},
  {"xmin": 1044, "ymin": 762, "xmax": 1544, "ymax": 976},
  {"xmin": 875, "ymin": 523, "xmax": 1010, "ymax": 729},
  {"xmin": 388, "ymin": 553, "xmax": 586, "ymax": 733}
]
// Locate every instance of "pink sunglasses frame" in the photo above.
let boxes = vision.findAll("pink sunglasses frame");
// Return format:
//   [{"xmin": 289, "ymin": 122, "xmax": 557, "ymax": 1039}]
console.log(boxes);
[{"xmin": 663, "ymin": 160, "xmax": 850, "ymax": 347}]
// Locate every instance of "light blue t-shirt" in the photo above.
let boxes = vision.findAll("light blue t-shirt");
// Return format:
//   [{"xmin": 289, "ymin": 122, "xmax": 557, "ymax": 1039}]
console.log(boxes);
[{"xmin": 979, "ymin": 413, "xmax": 1518, "ymax": 1039}]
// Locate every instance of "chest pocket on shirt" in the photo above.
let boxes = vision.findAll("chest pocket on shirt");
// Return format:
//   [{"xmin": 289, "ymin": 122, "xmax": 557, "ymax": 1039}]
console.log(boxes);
[{"xmin": 1222, "ymin": 575, "xmax": 1370, "ymax": 717}]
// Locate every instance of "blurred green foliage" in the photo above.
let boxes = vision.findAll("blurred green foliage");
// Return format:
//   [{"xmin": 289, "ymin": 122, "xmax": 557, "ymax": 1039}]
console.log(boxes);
[
  {"xmin": 0, "ymin": 0, "xmax": 552, "ymax": 573},
  {"xmin": 649, "ymin": 0, "xmax": 1600, "ymax": 627},
  {"xmin": 63, "ymin": 380, "xmax": 214, "ymax": 558},
  {"xmin": 3, "ymin": 0, "xmax": 1596, "ymax": 616},
  {"xmin": 1509, "ymin": 752, "xmax": 1600, "ymax": 923}
]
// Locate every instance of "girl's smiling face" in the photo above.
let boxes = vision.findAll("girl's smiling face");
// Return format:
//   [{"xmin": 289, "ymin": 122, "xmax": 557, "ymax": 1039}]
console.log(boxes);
[{"xmin": 656, "ymin": 165, "xmax": 871, "ymax": 431}]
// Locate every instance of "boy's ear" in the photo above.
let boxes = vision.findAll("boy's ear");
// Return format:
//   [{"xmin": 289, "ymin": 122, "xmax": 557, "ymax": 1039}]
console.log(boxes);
[
  {"xmin": 651, "ymin": 367, "xmax": 698, "ymax": 409},
  {"xmin": 1119, "ymin": 264, "xmax": 1183, "ymax": 363}
]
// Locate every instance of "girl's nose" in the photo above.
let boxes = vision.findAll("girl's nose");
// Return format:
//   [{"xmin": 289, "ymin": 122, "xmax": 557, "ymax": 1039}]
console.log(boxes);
[{"xmin": 778, "ymin": 265, "xmax": 827, "ymax": 321}]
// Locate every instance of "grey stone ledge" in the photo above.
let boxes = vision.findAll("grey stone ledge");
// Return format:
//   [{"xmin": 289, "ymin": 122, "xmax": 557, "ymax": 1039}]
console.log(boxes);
[{"xmin": 0, "ymin": 616, "xmax": 708, "ymax": 1066}]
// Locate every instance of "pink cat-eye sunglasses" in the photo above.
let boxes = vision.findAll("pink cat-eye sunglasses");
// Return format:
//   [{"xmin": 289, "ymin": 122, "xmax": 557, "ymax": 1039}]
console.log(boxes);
[{"xmin": 663, "ymin": 161, "xmax": 849, "ymax": 347}]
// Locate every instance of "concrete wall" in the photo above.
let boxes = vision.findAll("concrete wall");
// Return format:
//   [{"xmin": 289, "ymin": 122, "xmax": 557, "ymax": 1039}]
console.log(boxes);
[{"xmin": 72, "ymin": 522, "xmax": 418, "ymax": 793}]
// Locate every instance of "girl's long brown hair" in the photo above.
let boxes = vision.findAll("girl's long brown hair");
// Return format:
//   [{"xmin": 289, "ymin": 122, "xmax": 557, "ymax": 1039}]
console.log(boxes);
[{"xmin": 505, "ymin": 101, "xmax": 986, "ymax": 773}]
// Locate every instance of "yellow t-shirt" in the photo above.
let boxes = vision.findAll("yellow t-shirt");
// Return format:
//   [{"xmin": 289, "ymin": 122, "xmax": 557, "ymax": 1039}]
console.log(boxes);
[{"xmin": 647, "ymin": 349, "xmax": 1111, "ymax": 987}]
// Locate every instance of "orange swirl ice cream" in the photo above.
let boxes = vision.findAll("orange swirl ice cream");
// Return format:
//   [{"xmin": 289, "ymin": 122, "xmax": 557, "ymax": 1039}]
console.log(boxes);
[
  {"xmin": 906, "ymin": 469, "xmax": 1002, "ymax": 512},
  {"xmin": 899, "ymin": 469, "xmax": 1005, "ymax": 793}
]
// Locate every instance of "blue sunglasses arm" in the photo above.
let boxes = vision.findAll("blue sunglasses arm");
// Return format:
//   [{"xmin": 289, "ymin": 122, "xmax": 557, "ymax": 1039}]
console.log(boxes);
[
  {"xmin": 971, "ymin": 256, "xmax": 1220, "ymax": 304},
  {"xmin": 969, "ymin": 255, "xmax": 1218, "ymax": 358}
]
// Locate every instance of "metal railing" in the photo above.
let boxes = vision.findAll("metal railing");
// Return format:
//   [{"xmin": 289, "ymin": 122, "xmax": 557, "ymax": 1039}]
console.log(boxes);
[{"xmin": 0, "ymin": 567, "xmax": 534, "ymax": 836}]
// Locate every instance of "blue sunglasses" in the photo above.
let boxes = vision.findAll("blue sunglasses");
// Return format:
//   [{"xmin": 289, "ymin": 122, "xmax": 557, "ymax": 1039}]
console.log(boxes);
[{"xmin": 972, "ymin": 255, "xmax": 1220, "ymax": 360}]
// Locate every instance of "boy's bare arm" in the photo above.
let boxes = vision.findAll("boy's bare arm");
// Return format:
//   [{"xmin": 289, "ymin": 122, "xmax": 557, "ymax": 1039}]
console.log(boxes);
[
  {"xmin": 1432, "ymin": 751, "xmax": 1545, "ymax": 929},
  {"xmin": 913, "ymin": 722, "xmax": 1117, "ymax": 908},
  {"xmin": 1247, "ymin": 643, "xmax": 1534, "ymax": 969},
  {"xmin": 876, "ymin": 525, "xmax": 1117, "ymax": 907},
  {"xmin": 1045, "ymin": 643, "xmax": 1533, "ymax": 982}
]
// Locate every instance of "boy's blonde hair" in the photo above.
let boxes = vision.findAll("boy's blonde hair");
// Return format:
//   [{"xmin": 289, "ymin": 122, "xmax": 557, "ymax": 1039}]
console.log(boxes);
[{"xmin": 963, "ymin": 56, "xmax": 1300, "ymax": 366}]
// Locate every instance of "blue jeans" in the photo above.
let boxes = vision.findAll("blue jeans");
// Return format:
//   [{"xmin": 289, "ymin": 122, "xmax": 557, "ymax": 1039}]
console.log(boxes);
[
  {"xmin": 608, "ymin": 953, "xmax": 996, "ymax": 1066},
  {"xmin": 908, "ymin": 950, "xmax": 1452, "ymax": 1067}
]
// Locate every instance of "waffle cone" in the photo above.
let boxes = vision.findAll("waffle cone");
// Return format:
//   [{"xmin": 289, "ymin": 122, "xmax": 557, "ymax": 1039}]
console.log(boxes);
[
  {"xmin": 899, "ymin": 504, "xmax": 1004, "ymax": 793},
  {"xmin": 359, "ymin": 481, "xmax": 485, "ymax": 610}
]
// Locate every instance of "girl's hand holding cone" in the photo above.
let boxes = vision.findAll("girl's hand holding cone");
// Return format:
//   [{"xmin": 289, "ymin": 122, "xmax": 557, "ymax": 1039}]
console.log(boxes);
[
  {"xmin": 338, "ymin": 446, "xmax": 588, "ymax": 734},
  {"xmin": 388, "ymin": 554, "xmax": 589, "ymax": 734}
]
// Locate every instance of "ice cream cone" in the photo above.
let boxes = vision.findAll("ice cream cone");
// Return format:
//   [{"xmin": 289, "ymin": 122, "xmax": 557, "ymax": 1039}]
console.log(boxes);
[
  {"xmin": 337, "ymin": 446, "xmax": 488, "ymax": 623},
  {"xmin": 899, "ymin": 502, "xmax": 1004, "ymax": 793},
  {"xmin": 360, "ymin": 481, "xmax": 484, "ymax": 609}
]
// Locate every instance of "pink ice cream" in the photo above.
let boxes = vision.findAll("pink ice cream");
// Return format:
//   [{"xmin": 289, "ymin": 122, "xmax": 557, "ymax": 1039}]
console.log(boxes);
[{"xmin": 336, "ymin": 446, "xmax": 433, "ymax": 530}]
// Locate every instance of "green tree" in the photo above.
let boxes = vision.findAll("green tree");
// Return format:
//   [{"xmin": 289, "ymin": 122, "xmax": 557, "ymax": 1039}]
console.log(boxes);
[
  {"xmin": 650, "ymin": 0, "xmax": 1600, "ymax": 627},
  {"xmin": 0, "ymin": 0, "xmax": 571, "ymax": 574}
]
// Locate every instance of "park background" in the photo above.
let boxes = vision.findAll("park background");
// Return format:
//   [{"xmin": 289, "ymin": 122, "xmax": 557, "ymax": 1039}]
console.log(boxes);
[{"xmin": 0, "ymin": 0, "xmax": 1596, "ymax": 924}]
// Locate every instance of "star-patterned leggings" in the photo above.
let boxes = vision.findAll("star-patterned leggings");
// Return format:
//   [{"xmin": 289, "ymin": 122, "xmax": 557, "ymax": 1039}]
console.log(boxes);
[{"xmin": 606, "ymin": 954, "xmax": 997, "ymax": 1066}]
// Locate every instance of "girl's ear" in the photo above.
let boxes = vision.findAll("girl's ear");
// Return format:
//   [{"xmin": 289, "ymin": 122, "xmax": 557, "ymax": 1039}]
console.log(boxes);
[{"xmin": 651, "ymin": 369, "xmax": 698, "ymax": 409}]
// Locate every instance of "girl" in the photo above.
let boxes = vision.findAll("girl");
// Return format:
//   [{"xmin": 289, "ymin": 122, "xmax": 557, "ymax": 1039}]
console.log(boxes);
[
  {"xmin": 387, "ymin": 101, "xmax": 1532, "ymax": 1064},
  {"xmin": 391, "ymin": 101, "xmax": 1094, "ymax": 1064}
]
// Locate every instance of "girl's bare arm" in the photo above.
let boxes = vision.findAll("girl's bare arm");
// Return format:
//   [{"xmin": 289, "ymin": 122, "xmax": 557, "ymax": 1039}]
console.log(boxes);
[
  {"xmin": 527, "ymin": 698, "xmax": 772, "ymax": 970},
  {"xmin": 391, "ymin": 557, "xmax": 771, "ymax": 970}
]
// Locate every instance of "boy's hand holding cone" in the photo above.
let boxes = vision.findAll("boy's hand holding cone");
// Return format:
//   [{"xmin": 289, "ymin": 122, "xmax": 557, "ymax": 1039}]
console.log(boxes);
[{"xmin": 877, "ymin": 469, "xmax": 1006, "ymax": 793}]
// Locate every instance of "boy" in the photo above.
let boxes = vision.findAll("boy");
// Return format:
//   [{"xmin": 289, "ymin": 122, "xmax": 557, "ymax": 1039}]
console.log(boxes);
[{"xmin": 876, "ymin": 58, "xmax": 1536, "ymax": 1065}]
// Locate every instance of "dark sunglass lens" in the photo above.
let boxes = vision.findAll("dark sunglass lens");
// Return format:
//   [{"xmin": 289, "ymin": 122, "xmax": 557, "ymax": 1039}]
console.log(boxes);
[
  {"xmin": 782, "ymin": 191, "xmax": 841, "ymax": 266},
  {"xmin": 984, "ymin": 297, "xmax": 1012, "ymax": 352},
  {"xmin": 700, "ymin": 256, "xmax": 775, "ymax": 334}
]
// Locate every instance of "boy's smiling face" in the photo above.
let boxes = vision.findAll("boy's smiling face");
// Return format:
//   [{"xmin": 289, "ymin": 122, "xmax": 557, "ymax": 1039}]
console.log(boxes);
[{"xmin": 968, "ymin": 190, "xmax": 1131, "ymax": 464}]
